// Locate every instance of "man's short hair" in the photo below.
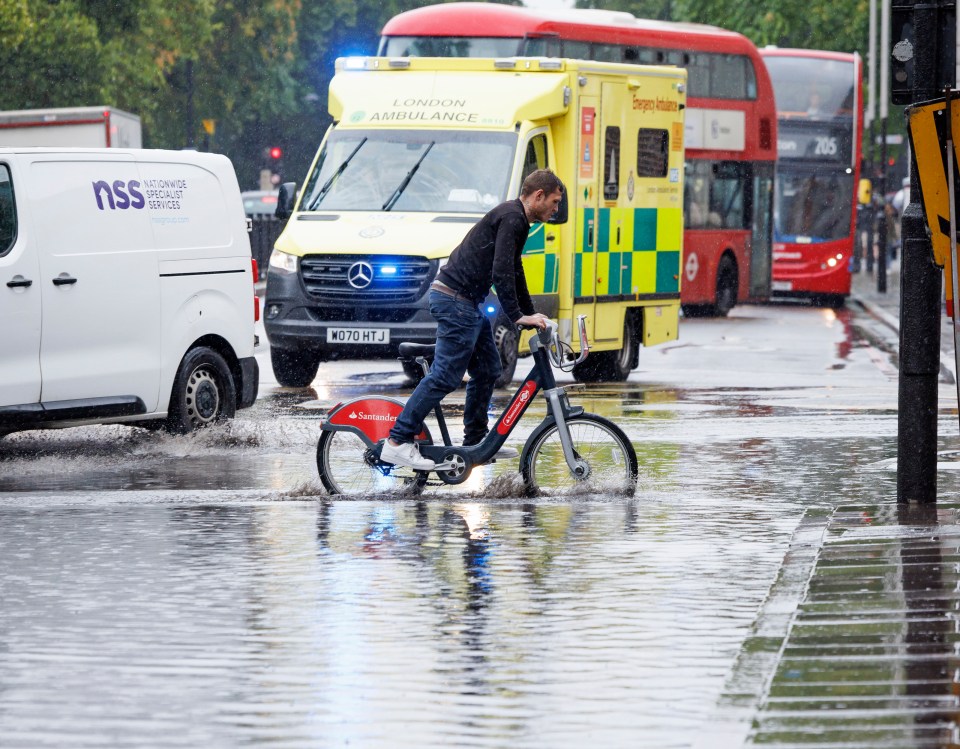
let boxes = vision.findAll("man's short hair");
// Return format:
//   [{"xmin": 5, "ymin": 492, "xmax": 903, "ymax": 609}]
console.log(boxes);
[{"xmin": 521, "ymin": 169, "xmax": 564, "ymax": 197}]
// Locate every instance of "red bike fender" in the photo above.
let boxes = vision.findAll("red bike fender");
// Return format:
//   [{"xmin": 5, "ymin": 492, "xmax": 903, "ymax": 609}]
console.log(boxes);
[{"xmin": 322, "ymin": 397, "xmax": 428, "ymax": 444}]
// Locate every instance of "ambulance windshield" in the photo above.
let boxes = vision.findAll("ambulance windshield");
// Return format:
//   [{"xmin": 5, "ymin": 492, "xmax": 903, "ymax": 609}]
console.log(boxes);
[{"xmin": 302, "ymin": 129, "xmax": 516, "ymax": 213}]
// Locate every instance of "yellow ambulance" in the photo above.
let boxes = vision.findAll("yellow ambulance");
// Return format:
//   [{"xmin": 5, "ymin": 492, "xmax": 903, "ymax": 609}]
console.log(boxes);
[{"xmin": 265, "ymin": 56, "xmax": 686, "ymax": 386}]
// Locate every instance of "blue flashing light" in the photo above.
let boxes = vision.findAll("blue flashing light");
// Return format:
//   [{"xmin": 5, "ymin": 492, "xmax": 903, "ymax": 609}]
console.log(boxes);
[
  {"xmin": 486, "ymin": 306, "xmax": 496, "ymax": 314},
  {"xmin": 381, "ymin": 266, "xmax": 397, "ymax": 275},
  {"xmin": 343, "ymin": 57, "xmax": 367, "ymax": 70}
]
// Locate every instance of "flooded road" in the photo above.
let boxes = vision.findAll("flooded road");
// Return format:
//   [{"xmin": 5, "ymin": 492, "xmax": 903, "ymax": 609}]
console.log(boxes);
[{"xmin": 2, "ymin": 303, "xmax": 958, "ymax": 747}]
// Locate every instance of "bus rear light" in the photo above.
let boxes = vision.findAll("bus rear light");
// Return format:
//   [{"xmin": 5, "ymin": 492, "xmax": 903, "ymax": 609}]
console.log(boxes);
[{"xmin": 759, "ymin": 118, "xmax": 772, "ymax": 150}]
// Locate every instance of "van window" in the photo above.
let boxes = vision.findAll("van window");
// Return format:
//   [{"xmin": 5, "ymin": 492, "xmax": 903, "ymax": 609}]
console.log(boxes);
[
  {"xmin": 603, "ymin": 126, "xmax": 620, "ymax": 201},
  {"xmin": 637, "ymin": 129, "xmax": 669, "ymax": 178},
  {"xmin": 0, "ymin": 166, "xmax": 17, "ymax": 256}
]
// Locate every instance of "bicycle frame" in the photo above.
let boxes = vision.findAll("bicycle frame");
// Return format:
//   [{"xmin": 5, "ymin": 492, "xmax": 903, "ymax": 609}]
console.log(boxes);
[{"xmin": 320, "ymin": 317, "xmax": 590, "ymax": 483}]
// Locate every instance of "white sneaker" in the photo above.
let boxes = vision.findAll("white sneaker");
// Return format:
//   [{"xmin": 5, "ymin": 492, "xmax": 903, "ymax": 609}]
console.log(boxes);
[{"xmin": 380, "ymin": 440, "xmax": 436, "ymax": 471}]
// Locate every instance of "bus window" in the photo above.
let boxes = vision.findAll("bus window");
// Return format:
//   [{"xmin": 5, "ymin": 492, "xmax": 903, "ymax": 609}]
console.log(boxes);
[
  {"xmin": 711, "ymin": 162, "xmax": 749, "ymax": 229},
  {"xmin": 711, "ymin": 55, "xmax": 748, "ymax": 99},
  {"xmin": 593, "ymin": 43, "xmax": 621, "ymax": 62},
  {"xmin": 637, "ymin": 129, "xmax": 669, "ymax": 178},
  {"xmin": 687, "ymin": 53, "xmax": 711, "ymax": 98},
  {"xmin": 562, "ymin": 40, "xmax": 591, "ymax": 60},
  {"xmin": 523, "ymin": 35, "xmax": 561, "ymax": 57},
  {"xmin": 684, "ymin": 161, "xmax": 710, "ymax": 228},
  {"xmin": 604, "ymin": 127, "xmax": 620, "ymax": 201}
]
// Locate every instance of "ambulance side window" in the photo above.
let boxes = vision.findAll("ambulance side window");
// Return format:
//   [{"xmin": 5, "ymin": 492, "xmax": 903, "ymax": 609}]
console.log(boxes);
[
  {"xmin": 521, "ymin": 134, "xmax": 549, "ymax": 185},
  {"xmin": 0, "ymin": 165, "xmax": 16, "ymax": 257},
  {"xmin": 603, "ymin": 126, "xmax": 620, "ymax": 200},
  {"xmin": 637, "ymin": 128, "xmax": 669, "ymax": 178}
]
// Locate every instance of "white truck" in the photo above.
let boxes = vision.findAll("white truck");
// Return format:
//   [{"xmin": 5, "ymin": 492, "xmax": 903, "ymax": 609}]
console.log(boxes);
[{"xmin": 0, "ymin": 106, "xmax": 142, "ymax": 148}]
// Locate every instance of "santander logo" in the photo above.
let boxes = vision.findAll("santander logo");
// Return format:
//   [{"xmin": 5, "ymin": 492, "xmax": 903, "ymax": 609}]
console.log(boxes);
[{"xmin": 497, "ymin": 381, "xmax": 536, "ymax": 435}]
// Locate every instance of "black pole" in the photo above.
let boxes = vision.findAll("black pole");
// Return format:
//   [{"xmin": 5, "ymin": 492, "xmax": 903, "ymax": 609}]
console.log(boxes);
[
  {"xmin": 897, "ymin": 0, "xmax": 942, "ymax": 503},
  {"xmin": 867, "ymin": 119, "xmax": 877, "ymax": 273},
  {"xmin": 186, "ymin": 59, "xmax": 195, "ymax": 149},
  {"xmin": 878, "ymin": 117, "xmax": 889, "ymax": 292}
]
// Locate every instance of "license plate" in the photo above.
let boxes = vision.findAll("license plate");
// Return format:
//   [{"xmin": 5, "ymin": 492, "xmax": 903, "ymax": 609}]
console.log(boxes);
[
  {"xmin": 771, "ymin": 280, "xmax": 793, "ymax": 292},
  {"xmin": 327, "ymin": 327, "xmax": 390, "ymax": 344}
]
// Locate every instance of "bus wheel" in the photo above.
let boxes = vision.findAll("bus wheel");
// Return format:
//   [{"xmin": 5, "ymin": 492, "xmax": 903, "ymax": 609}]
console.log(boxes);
[
  {"xmin": 493, "ymin": 320, "xmax": 519, "ymax": 389},
  {"xmin": 713, "ymin": 256, "xmax": 739, "ymax": 317},
  {"xmin": 815, "ymin": 294, "xmax": 846, "ymax": 309}
]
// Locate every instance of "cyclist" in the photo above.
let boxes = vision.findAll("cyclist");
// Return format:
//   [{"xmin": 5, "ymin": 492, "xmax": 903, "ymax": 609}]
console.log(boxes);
[{"xmin": 381, "ymin": 169, "xmax": 565, "ymax": 470}]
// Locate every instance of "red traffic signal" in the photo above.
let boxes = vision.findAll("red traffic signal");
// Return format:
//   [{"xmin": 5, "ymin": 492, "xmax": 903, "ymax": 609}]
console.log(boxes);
[{"xmin": 269, "ymin": 146, "xmax": 283, "ymax": 160}]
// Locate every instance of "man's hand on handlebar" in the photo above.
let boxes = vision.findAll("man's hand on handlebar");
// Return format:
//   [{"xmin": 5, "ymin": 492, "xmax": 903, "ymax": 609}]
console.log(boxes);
[{"xmin": 516, "ymin": 313, "xmax": 550, "ymax": 331}]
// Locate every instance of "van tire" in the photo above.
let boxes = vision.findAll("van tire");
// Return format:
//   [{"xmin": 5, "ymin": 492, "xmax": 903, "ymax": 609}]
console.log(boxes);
[
  {"xmin": 166, "ymin": 347, "xmax": 237, "ymax": 433},
  {"xmin": 271, "ymin": 348, "xmax": 320, "ymax": 387}
]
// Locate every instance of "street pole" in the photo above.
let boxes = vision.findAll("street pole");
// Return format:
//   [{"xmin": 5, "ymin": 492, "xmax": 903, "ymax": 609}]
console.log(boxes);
[
  {"xmin": 878, "ymin": 0, "xmax": 890, "ymax": 293},
  {"xmin": 897, "ymin": 0, "xmax": 943, "ymax": 504}
]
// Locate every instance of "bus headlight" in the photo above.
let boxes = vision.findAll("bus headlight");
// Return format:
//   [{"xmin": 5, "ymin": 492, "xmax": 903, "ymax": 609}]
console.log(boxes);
[
  {"xmin": 827, "ymin": 257, "xmax": 838, "ymax": 268},
  {"xmin": 269, "ymin": 249, "xmax": 298, "ymax": 274}
]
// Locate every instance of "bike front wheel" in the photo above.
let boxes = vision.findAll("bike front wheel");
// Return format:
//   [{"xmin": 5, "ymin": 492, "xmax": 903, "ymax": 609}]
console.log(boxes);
[
  {"xmin": 519, "ymin": 414, "xmax": 637, "ymax": 496},
  {"xmin": 316, "ymin": 430, "xmax": 432, "ymax": 496}
]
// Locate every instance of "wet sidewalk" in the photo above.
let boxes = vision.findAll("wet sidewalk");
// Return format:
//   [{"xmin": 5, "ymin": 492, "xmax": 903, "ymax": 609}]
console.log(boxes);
[
  {"xmin": 704, "ymin": 502, "xmax": 960, "ymax": 748},
  {"xmin": 694, "ymin": 267, "xmax": 960, "ymax": 747}
]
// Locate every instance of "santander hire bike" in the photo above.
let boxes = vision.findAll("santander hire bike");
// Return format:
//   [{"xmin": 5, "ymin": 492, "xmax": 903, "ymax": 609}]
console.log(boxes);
[{"xmin": 316, "ymin": 315, "xmax": 638, "ymax": 496}]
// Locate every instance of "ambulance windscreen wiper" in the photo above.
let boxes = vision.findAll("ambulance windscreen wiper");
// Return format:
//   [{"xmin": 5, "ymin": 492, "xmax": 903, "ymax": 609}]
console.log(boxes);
[
  {"xmin": 308, "ymin": 137, "xmax": 367, "ymax": 210},
  {"xmin": 382, "ymin": 142, "xmax": 435, "ymax": 211}
]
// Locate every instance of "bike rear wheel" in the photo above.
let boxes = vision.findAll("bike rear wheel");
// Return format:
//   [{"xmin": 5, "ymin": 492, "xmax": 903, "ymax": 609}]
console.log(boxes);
[
  {"xmin": 316, "ymin": 430, "xmax": 432, "ymax": 496},
  {"xmin": 519, "ymin": 414, "xmax": 637, "ymax": 496}
]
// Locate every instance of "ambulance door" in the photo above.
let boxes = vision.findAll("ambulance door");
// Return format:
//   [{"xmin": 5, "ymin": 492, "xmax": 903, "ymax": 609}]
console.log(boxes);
[
  {"xmin": 594, "ymin": 81, "xmax": 629, "ymax": 343},
  {"xmin": 519, "ymin": 129, "xmax": 560, "ymax": 318},
  {"xmin": 573, "ymin": 96, "xmax": 599, "ymax": 340}
]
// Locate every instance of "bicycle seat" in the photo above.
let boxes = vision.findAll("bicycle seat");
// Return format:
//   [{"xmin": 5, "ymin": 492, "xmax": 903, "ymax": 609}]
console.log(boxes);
[{"xmin": 398, "ymin": 342, "xmax": 436, "ymax": 359}]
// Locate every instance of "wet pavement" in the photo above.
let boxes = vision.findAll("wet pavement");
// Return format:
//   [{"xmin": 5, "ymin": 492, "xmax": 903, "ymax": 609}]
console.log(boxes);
[{"xmin": 2, "ymin": 289, "xmax": 960, "ymax": 747}]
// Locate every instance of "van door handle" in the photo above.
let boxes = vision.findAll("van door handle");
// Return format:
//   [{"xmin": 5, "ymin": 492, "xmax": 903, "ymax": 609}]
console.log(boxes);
[
  {"xmin": 6, "ymin": 275, "xmax": 32, "ymax": 288},
  {"xmin": 52, "ymin": 275, "xmax": 78, "ymax": 286},
  {"xmin": 546, "ymin": 234, "xmax": 556, "ymax": 241}
]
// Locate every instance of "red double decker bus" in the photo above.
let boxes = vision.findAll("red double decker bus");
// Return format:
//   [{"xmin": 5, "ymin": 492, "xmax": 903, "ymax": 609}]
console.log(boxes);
[
  {"xmin": 379, "ymin": 3, "xmax": 777, "ymax": 316},
  {"xmin": 760, "ymin": 48, "xmax": 863, "ymax": 307}
]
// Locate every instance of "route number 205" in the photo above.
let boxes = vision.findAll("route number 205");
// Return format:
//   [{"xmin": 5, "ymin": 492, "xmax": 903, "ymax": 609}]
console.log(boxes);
[{"xmin": 814, "ymin": 136, "xmax": 838, "ymax": 156}]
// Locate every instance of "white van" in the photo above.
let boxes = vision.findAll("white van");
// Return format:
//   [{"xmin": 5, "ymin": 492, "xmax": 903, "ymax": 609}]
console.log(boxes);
[{"xmin": 0, "ymin": 148, "xmax": 260, "ymax": 435}]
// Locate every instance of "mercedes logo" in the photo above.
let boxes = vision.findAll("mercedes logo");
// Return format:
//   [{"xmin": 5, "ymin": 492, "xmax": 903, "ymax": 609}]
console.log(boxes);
[{"xmin": 347, "ymin": 261, "xmax": 374, "ymax": 289}]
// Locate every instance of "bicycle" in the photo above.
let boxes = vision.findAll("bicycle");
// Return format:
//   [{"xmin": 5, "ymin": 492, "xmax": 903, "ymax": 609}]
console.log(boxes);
[{"xmin": 316, "ymin": 315, "xmax": 638, "ymax": 497}]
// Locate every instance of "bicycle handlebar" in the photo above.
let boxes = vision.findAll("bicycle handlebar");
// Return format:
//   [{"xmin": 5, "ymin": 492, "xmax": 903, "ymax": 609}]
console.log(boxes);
[{"xmin": 525, "ymin": 316, "xmax": 590, "ymax": 369}]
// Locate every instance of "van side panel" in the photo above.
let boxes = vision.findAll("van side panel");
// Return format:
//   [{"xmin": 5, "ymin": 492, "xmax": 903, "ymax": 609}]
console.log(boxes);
[
  {"xmin": 27, "ymin": 155, "xmax": 162, "ymax": 410},
  {"xmin": 139, "ymin": 155, "xmax": 255, "ymax": 410}
]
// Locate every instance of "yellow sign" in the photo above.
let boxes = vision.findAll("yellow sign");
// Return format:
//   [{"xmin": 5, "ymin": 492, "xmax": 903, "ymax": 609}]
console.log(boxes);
[
  {"xmin": 201, "ymin": 119, "xmax": 216, "ymax": 135},
  {"xmin": 906, "ymin": 95, "xmax": 960, "ymax": 313}
]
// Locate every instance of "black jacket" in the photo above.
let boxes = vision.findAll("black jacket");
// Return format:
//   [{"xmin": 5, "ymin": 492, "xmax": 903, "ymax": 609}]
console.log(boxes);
[{"xmin": 437, "ymin": 198, "xmax": 535, "ymax": 323}]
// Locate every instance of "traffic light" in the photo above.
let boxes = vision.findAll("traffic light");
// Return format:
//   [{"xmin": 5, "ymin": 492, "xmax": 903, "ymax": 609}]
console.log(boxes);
[{"xmin": 262, "ymin": 146, "xmax": 284, "ymax": 186}]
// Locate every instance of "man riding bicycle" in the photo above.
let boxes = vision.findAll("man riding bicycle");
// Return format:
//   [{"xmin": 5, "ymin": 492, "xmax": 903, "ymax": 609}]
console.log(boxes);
[{"xmin": 381, "ymin": 169, "xmax": 565, "ymax": 470}]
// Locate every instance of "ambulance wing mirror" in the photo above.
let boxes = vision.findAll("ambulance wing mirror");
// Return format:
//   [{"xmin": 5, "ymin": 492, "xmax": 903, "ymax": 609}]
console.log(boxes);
[
  {"xmin": 547, "ymin": 190, "xmax": 568, "ymax": 225},
  {"xmin": 276, "ymin": 182, "xmax": 297, "ymax": 220}
]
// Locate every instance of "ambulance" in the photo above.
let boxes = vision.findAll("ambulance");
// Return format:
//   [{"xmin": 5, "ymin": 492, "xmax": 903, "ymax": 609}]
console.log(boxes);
[{"xmin": 265, "ymin": 56, "xmax": 686, "ymax": 385}]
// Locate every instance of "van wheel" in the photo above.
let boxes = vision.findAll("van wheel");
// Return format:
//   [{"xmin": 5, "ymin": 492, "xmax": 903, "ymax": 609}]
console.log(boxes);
[
  {"xmin": 271, "ymin": 348, "xmax": 320, "ymax": 387},
  {"xmin": 493, "ymin": 321, "xmax": 519, "ymax": 388},
  {"xmin": 166, "ymin": 347, "xmax": 237, "ymax": 433}
]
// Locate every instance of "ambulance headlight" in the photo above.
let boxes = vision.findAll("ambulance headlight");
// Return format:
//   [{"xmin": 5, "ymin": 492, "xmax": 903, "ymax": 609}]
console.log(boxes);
[{"xmin": 269, "ymin": 249, "xmax": 299, "ymax": 274}]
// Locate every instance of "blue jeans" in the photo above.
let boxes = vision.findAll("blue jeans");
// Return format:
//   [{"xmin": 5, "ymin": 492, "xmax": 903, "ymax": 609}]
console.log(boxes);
[{"xmin": 390, "ymin": 290, "xmax": 502, "ymax": 445}]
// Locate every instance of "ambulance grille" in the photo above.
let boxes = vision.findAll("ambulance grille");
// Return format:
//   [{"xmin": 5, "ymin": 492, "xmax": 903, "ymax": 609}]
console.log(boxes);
[{"xmin": 300, "ymin": 254, "xmax": 436, "ymax": 303}]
